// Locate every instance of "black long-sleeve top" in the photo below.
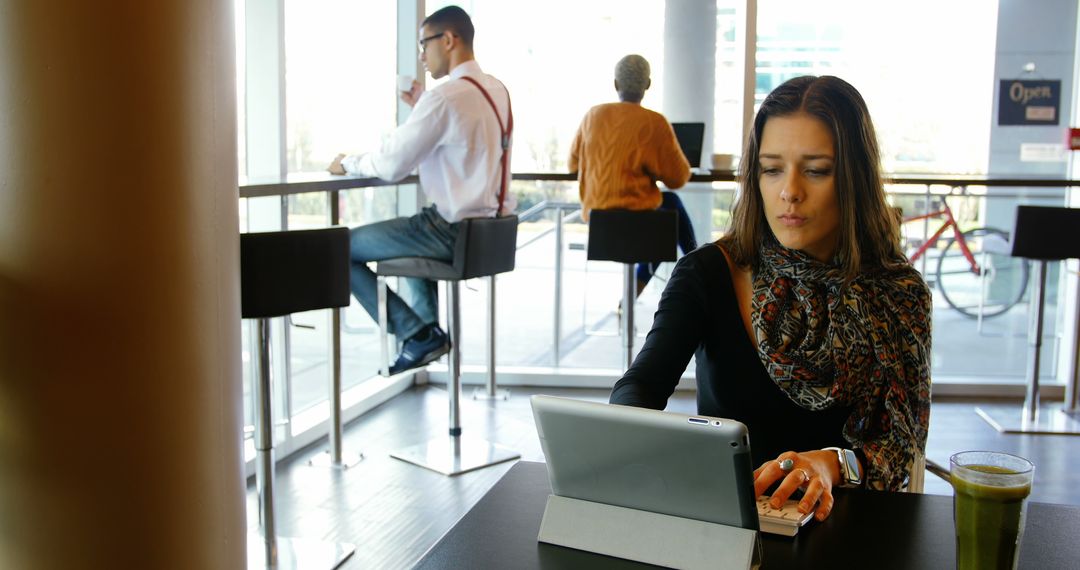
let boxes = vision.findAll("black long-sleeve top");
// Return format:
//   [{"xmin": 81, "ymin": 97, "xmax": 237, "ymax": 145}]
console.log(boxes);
[{"xmin": 610, "ymin": 245, "xmax": 851, "ymax": 468}]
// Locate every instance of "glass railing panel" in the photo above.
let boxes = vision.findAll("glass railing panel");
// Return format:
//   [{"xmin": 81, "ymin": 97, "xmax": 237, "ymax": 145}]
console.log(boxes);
[
  {"xmin": 888, "ymin": 184, "xmax": 1069, "ymax": 381},
  {"xmin": 452, "ymin": 178, "xmax": 1073, "ymax": 385}
]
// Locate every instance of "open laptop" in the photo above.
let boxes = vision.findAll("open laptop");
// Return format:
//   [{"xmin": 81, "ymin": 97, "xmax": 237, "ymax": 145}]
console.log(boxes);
[
  {"xmin": 671, "ymin": 122, "xmax": 706, "ymax": 169},
  {"xmin": 530, "ymin": 394, "xmax": 759, "ymax": 530}
]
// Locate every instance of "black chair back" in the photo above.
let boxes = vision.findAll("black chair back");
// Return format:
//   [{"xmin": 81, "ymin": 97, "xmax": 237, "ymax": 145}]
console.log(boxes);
[
  {"xmin": 454, "ymin": 215, "xmax": 519, "ymax": 279},
  {"xmin": 587, "ymin": 209, "xmax": 678, "ymax": 264},
  {"xmin": 376, "ymin": 215, "xmax": 518, "ymax": 281},
  {"xmin": 241, "ymin": 227, "xmax": 351, "ymax": 319},
  {"xmin": 1011, "ymin": 205, "xmax": 1080, "ymax": 260}
]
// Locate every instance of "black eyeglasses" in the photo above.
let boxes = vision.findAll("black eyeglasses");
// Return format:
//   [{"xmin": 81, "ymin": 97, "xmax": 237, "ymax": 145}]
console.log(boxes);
[{"xmin": 418, "ymin": 32, "xmax": 446, "ymax": 51}]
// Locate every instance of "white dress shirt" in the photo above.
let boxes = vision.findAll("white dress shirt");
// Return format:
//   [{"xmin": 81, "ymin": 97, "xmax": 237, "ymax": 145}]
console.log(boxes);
[{"xmin": 341, "ymin": 60, "xmax": 515, "ymax": 222}]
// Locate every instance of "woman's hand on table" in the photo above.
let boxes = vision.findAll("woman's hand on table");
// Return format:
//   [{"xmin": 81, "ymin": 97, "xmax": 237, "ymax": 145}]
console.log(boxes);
[{"xmin": 753, "ymin": 450, "xmax": 840, "ymax": 521}]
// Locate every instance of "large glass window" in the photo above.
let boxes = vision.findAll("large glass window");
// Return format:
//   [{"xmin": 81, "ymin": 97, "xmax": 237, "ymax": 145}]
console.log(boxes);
[
  {"xmin": 430, "ymin": 0, "xmax": 666, "ymax": 187},
  {"xmin": 426, "ymin": 1, "xmax": 670, "ymax": 370},
  {"xmin": 285, "ymin": 0, "xmax": 396, "ymax": 174},
  {"xmin": 237, "ymin": 0, "xmax": 400, "ymax": 461},
  {"xmin": 280, "ymin": 1, "xmax": 398, "ymax": 420},
  {"xmin": 756, "ymin": 0, "xmax": 999, "ymax": 174},
  {"xmin": 235, "ymin": 1, "xmax": 1070, "ymax": 428}
]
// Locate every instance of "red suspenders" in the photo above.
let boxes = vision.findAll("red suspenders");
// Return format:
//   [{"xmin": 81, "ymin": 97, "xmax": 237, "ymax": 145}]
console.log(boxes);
[{"xmin": 459, "ymin": 75, "xmax": 513, "ymax": 214}]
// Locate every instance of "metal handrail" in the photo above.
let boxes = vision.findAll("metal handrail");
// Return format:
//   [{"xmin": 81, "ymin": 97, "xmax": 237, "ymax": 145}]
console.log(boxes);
[{"xmin": 516, "ymin": 203, "xmax": 581, "ymax": 251}]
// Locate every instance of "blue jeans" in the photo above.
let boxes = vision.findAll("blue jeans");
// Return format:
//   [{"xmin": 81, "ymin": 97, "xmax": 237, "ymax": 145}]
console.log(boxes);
[
  {"xmin": 637, "ymin": 191, "xmax": 698, "ymax": 286},
  {"xmin": 349, "ymin": 205, "xmax": 458, "ymax": 340}
]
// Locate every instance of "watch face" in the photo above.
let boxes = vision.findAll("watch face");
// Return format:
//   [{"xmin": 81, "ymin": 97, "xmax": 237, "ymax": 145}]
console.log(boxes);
[{"xmin": 841, "ymin": 449, "xmax": 861, "ymax": 483}]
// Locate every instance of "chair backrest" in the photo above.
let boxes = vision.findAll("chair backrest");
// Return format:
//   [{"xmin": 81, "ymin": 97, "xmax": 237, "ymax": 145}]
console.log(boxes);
[
  {"xmin": 240, "ymin": 227, "xmax": 351, "ymax": 319},
  {"xmin": 453, "ymin": 215, "xmax": 519, "ymax": 280},
  {"xmin": 587, "ymin": 209, "xmax": 678, "ymax": 264},
  {"xmin": 1011, "ymin": 205, "xmax": 1080, "ymax": 260}
]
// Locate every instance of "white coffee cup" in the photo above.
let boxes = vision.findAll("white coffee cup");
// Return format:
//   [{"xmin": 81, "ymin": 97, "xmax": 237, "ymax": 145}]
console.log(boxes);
[
  {"xmin": 397, "ymin": 75, "xmax": 415, "ymax": 93},
  {"xmin": 711, "ymin": 153, "xmax": 736, "ymax": 172}
]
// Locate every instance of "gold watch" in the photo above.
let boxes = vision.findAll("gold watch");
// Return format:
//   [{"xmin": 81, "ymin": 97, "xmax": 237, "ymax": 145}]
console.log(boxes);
[{"xmin": 823, "ymin": 447, "xmax": 862, "ymax": 487}]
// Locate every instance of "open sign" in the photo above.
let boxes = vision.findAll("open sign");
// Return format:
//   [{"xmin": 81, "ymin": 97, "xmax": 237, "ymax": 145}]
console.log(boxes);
[{"xmin": 999, "ymin": 79, "xmax": 1060, "ymax": 126}]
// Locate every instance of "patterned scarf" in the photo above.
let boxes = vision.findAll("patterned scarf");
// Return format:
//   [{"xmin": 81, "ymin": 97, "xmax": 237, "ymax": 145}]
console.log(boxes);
[
  {"xmin": 750, "ymin": 241, "xmax": 933, "ymax": 490},
  {"xmin": 751, "ymin": 240, "xmax": 928, "ymax": 410}
]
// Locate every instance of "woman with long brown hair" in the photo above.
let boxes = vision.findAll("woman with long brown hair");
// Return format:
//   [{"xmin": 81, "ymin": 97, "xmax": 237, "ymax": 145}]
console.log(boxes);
[{"xmin": 610, "ymin": 75, "xmax": 932, "ymax": 522}]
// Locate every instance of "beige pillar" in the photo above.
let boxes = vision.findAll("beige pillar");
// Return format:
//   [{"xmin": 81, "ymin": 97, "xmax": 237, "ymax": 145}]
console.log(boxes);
[{"xmin": 0, "ymin": 1, "xmax": 245, "ymax": 569}]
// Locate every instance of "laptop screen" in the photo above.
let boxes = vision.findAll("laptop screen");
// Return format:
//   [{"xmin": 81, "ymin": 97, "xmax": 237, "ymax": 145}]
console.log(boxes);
[{"xmin": 671, "ymin": 122, "xmax": 705, "ymax": 168}]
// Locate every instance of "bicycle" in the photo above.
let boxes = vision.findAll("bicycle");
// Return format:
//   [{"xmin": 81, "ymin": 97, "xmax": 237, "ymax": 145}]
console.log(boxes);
[{"xmin": 900, "ymin": 194, "xmax": 1029, "ymax": 319}]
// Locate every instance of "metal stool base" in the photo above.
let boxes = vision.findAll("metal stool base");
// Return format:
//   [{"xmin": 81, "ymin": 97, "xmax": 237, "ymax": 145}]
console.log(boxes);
[
  {"xmin": 307, "ymin": 450, "xmax": 364, "ymax": 470},
  {"xmin": 390, "ymin": 436, "xmax": 520, "ymax": 476},
  {"xmin": 472, "ymin": 387, "xmax": 511, "ymax": 401},
  {"xmin": 246, "ymin": 534, "xmax": 355, "ymax": 570},
  {"xmin": 975, "ymin": 404, "xmax": 1080, "ymax": 435}
]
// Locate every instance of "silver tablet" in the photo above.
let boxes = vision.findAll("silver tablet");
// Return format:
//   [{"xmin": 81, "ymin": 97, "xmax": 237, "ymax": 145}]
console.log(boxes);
[{"xmin": 531, "ymin": 395, "xmax": 759, "ymax": 531}]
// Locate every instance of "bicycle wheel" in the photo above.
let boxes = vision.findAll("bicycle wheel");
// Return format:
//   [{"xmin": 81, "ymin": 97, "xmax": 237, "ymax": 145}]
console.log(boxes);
[{"xmin": 936, "ymin": 227, "xmax": 1029, "ymax": 318}]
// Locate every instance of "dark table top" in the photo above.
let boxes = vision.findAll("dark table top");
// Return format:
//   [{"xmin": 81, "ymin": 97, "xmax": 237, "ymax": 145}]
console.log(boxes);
[{"xmin": 414, "ymin": 461, "xmax": 1080, "ymax": 569}]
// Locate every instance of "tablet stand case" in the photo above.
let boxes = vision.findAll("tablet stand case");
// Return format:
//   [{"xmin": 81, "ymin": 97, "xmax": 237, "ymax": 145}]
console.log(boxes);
[{"xmin": 538, "ymin": 494, "xmax": 761, "ymax": 570}]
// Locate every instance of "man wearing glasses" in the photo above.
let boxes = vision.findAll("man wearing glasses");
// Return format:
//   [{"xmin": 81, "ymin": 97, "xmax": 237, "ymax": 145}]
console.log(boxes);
[{"xmin": 328, "ymin": 5, "xmax": 514, "ymax": 375}]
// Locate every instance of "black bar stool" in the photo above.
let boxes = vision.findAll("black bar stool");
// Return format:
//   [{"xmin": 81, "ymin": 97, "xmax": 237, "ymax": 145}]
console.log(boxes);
[
  {"xmin": 241, "ymin": 227, "xmax": 356, "ymax": 569},
  {"xmin": 976, "ymin": 205, "xmax": 1080, "ymax": 434},
  {"xmin": 376, "ymin": 215, "xmax": 521, "ymax": 476},
  {"xmin": 587, "ymin": 209, "xmax": 678, "ymax": 370}
]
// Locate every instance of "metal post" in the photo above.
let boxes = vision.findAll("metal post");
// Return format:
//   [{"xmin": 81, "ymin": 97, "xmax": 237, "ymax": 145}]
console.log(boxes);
[
  {"xmin": 280, "ymin": 195, "xmax": 293, "ymax": 433},
  {"xmin": 388, "ymin": 276, "xmax": 520, "ymax": 476},
  {"xmin": 1067, "ymin": 333, "xmax": 1080, "ymax": 414},
  {"xmin": 1023, "ymin": 260, "xmax": 1047, "ymax": 425},
  {"xmin": 487, "ymin": 275, "xmax": 496, "ymax": 396},
  {"xmin": 977, "ymin": 258, "xmax": 1080, "ymax": 435},
  {"xmin": 1067, "ymin": 270, "xmax": 1080, "ymax": 414},
  {"xmin": 328, "ymin": 308, "xmax": 343, "ymax": 462},
  {"xmin": 553, "ymin": 207, "xmax": 564, "ymax": 365},
  {"xmin": 328, "ymin": 191, "xmax": 343, "ymax": 462},
  {"xmin": 447, "ymin": 280, "xmax": 462, "ymax": 436},
  {"xmin": 378, "ymin": 276, "xmax": 390, "ymax": 376},
  {"xmin": 253, "ymin": 318, "xmax": 277, "ymax": 566},
  {"xmin": 250, "ymin": 316, "xmax": 358, "ymax": 568},
  {"xmin": 920, "ymin": 185, "xmax": 931, "ymax": 277},
  {"xmin": 309, "ymin": 190, "xmax": 362, "ymax": 470},
  {"xmin": 623, "ymin": 264, "xmax": 635, "ymax": 371},
  {"xmin": 473, "ymin": 276, "xmax": 509, "ymax": 400},
  {"xmin": 977, "ymin": 250, "xmax": 988, "ymax": 334},
  {"xmin": 326, "ymin": 190, "xmax": 343, "ymax": 462}
]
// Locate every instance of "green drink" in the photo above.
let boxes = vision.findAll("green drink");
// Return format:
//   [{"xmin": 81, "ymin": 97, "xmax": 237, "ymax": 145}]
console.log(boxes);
[{"xmin": 951, "ymin": 452, "xmax": 1034, "ymax": 570}]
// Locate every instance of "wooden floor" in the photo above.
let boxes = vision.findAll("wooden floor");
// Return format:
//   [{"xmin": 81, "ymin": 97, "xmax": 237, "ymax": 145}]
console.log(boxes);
[{"xmin": 248, "ymin": 385, "xmax": 1080, "ymax": 570}]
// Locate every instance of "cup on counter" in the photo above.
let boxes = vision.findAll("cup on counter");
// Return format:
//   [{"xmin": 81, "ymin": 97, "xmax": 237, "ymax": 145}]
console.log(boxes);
[
  {"xmin": 711, "ymin": 153, "xmax": 736, "ymax": 172},
  {"xmin": 950, "ymin": 451, "xmax": 1034, "ymax": 570},
  {"xmin": 396, "ymin": 74, "xmax": 415, "ymax": 93}
]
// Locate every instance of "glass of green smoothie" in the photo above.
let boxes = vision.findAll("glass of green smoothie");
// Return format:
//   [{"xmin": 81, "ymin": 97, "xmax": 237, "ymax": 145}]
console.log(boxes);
[{"xmin": 950, "ymin": 451, "xmax": 1034, "ymax": 570}]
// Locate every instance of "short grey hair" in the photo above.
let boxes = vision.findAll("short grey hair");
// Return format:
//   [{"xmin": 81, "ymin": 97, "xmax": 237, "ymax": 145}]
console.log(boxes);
[{"xmin": 615, "ymin": 55, "xmax": 651, "ymax": 101}]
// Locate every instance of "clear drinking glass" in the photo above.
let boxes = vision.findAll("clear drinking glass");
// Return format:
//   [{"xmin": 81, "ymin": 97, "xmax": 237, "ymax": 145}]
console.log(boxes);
[{"xmin": 950, "ymin": 451, "xmax": 1035, "ymax": 570}]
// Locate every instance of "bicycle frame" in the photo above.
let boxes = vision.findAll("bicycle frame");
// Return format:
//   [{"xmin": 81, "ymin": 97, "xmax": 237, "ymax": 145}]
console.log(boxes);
[{"xmin": 904, "ymin": 198, "xmax": 981, "ymax": 274}]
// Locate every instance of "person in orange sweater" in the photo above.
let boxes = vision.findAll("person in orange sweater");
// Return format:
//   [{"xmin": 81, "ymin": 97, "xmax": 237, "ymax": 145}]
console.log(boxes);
[{"xmin": 569, "ymin": 54, "xmax": 698, "ymax": 296}]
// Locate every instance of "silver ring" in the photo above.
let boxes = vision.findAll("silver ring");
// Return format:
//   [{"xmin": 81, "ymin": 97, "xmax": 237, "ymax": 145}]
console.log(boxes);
[
  {"xmin": 778, "ymin": 458, "xmax": 795, "ymax": 472},
  {"xmin": 794, "ymin": 468, "xmax": 810, "ymax": 482}
]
